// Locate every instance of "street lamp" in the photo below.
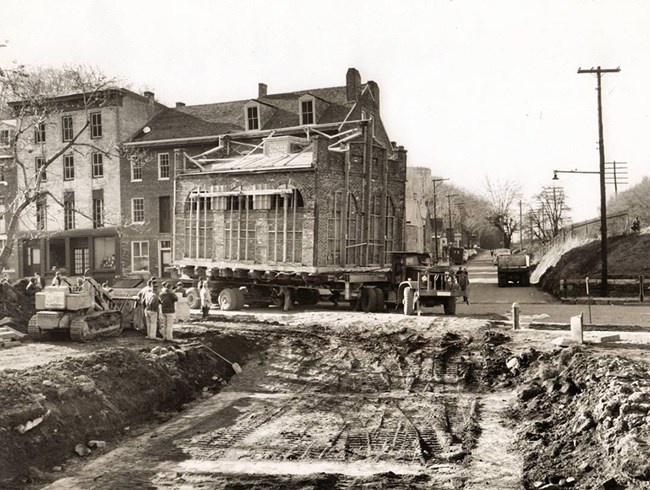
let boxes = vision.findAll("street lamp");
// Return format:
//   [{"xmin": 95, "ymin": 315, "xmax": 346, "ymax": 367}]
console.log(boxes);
[
  {"xmin": 552, "ymin": 168, "xmax": 608, "ymax": 293},
  {"xmin": 431, "ymin": 178, "xmax": 448, "ymax": 263}
]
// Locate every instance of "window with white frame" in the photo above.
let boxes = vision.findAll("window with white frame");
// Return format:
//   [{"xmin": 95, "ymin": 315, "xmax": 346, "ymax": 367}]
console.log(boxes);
[
  {"xmin": 131, "ymin": 198, "xmax": 145, "ymax": 223},
  {"xmin": 93, "ymin": 198, "xmax": 104, "ymax": 229},
  {"xmin": 63, "ymin": 154, "xmax": 74, "ymax": 180},
  {"xmin": 64, "ymin": 192, "xmax": 75, "ymax": 230},
  {"xmin": 62, "ymin": 115, "xmax": 73, "ymax": 142},
  {"xmin": 158, "ymin": 153, "xmax": 170, "ymax": 179},
  {"xmin": 90, "ymin": 112, "xmax": 102, "ymax": 138},
  {"xmin": 131, "ymin": 159, "xmax": 142, "ymax": 181},
  {"xmin": 34, "ymin": 122, "xmax": 46, "ymax": 144},
  {"xmin": 300, "ymin": 98, "xmax": 314, "ymax": 125},
  {"xmin": 35, "ymin": 157, "xmax": 46, "ymax": 182},
  {"xmin": 131, "ymin": 241, "xmax": 149, "ymax": 272},
  {"xmin": 36, "ymin": 197, "xmax": 46, "ymax": 231},
  {"xmin": 92, "ymin": 152, "xmax": 103, "ymax": 178},
  {"xmin": 246, "ymin": 105, "xmax": 259, "ymax": 131}
]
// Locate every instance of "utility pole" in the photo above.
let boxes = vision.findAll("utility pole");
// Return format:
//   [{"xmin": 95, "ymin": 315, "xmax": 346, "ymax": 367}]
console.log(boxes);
[
  {"xmin": 519, "ymin": 200, "xmax": 523, "ymax": 250},
  {"xmin": 578, "ymin": 65, "xmax": 620, "ymax": 294},
  {"xmin": 455, "ymin": 202, "xmax": 466, "ymax": 247},
  {"xmin": 431, "ymin": 178, "xmax": 448, "ymax": 263},
  {"xmin": 446, "ymin": 193, "xmax": 458, "ymax": 247}
]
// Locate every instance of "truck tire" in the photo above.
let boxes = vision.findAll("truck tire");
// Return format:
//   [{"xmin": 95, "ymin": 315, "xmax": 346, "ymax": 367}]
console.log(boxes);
[
  {"xmin": 296, "ymin": 289, "xmax": 319, "ymax": 305},
  {"xmin": 443, "ymin": 297, "xmax": 457, "ymax": 315},
  {"xmin": 373, "ymin": 287, "xmax": 385, "ymax": 312},
  {"xmin": 403, "ymin": 287, "xmax": 415, "ymax": 316},
  {"xmin": 218, "ymin": 288, "xmax": 239, "ymax": 311},
  {"xmin": 497, "ymin": 275, "xmax": 505, "ymax": 288},
  {"xmin": 361, "ymin": 288, "xmax": 375, "ymax": 313},
  {"xmin": 185, "ymin": 287, "xmax": 201, "ymax": 309}
]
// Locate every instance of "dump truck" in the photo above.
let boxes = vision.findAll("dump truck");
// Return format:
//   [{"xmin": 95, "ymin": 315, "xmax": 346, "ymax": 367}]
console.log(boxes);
[
  {"xmin": 28, "ymin": 277, "xmax": 123, "ymax": 341},
  {"xmin": 497, "ymin": 254, "xmax": 531, "ymax": 287}
]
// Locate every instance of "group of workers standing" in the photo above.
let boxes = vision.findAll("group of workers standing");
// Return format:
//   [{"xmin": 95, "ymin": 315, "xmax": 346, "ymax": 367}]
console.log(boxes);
[{"xmin": 135, "ymin": 278, "xmax": 180, "ymax": 341}]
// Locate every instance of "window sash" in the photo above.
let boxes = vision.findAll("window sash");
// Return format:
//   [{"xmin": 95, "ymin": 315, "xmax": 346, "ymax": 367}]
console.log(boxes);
[
  {"xmin": 132, "ymin": 241, "xmax": 149, "ymax": 272},
  {"xmin": 63, "ymin": 155, "xmax": 75, "ymax": 180},
  {"xmin": 158, "ymin": 153, "xmax": 170, "ymax": 179},
  {"xmin": 247, "ymin": 106, "xmax": 259, "ymax": 130},
  {"xmin": 62, "ymin": 116, "xmax": 73, "ymax": 141},
  {"xmin": 92, "ymin": 152, "xmax": 104, "ymax": 178},
  {"xmin": 93, "ymin": 198, "xmax": 104, "ymax": 228},
  {"xmin": 132, "ymin": 198, "xmax": 145, "ymax": 223},
  {"xmin": 90, "ymin": 113, "xmax": 102, "ymax": 138},
  {"xmin": 34, "ymin": 123, "xmax": 46, "ymax": 144},
  {"xmin": 301, "ymin": 100, "xmax": 314, "ymax": 125},
  {"xmin": 131, "ymin": 161, "xmax": 142, "ymax": 181}
]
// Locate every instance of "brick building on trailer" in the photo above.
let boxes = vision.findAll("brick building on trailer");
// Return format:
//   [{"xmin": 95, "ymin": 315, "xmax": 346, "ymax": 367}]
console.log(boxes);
[
  {"xmin": 6, "ymin": 90, "xmax": 163, "ymax": 283},
  {"xmin": 123, "ymin": 68, "xmax": 407, "ymax": 278}
]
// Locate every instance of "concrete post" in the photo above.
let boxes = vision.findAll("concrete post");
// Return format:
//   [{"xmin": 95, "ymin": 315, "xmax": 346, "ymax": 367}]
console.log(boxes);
[
  {"xmin": 511, "ymin": 302, "xmax": 520, "ymax": 330},
  {"xmin": 570, "ymin": 313, "xmax": 584, "ymax": 344}
]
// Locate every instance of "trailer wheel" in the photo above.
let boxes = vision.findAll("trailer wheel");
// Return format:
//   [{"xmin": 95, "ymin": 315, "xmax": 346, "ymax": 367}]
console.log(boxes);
[
  {"xmin": 403, "ymin": 287, "xmax": 415, "ymax": 316},
  {"xmin": 218, "ymin": 288, "xmax": 239, "ymax": 311},
  {"xmin": 443, "ymin": 297, "xmax": 457, "ymax": 315},
  {"xmin": 185, "ymin": 287, "xmax": 201, "ymax": 309},
  {"xmin": 373, "ymin": 287, "xmax": 385, "ymax": 312},
  {"xmin": 361, "ymin": 288, "xmax": 379, "ymax": 313}
]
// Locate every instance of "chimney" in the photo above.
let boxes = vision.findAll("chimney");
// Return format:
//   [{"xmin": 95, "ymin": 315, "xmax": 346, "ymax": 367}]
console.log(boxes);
[
  {"xmin": 367, "ymin": 80, "xmax": 380, "ymax": 111},
  {"xmin": 346, "ymin": 68, "xmax": 361, "ymax": 103},
  {"xmin": 175, "ymin": 102, "xmax": 186, "ymax": 108},
  {"xmin": 258, "ymin": 83, "xmax": 268, "ymax": 97}
]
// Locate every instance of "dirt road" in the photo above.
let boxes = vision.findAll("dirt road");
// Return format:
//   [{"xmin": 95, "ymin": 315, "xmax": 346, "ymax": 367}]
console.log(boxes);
[{"xmin": 40, "ymin": 315, "xmax": 525, "ymax": 489}]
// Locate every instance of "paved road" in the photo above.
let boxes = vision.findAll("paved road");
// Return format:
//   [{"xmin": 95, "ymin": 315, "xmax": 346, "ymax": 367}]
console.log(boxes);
[{"xmin": 456, "ymin": 250, "xmax": 650, "ymax": 326}]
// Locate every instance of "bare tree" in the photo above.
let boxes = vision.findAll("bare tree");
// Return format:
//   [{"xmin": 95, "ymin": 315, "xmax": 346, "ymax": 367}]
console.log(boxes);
[
  {"xmin": 0, "ymin": 62, "xmax": 119, "ymax": 271},
  {"xmin": 529, "ymin": 186, "xmax": 570, "ymax": 243},
  {"xmin": 608, "ymin": 176, "xmax": 650, "ymax": 228},
  {"xmin": 482, "ymin": 177, "xmax": 522, "ymax": 248}
]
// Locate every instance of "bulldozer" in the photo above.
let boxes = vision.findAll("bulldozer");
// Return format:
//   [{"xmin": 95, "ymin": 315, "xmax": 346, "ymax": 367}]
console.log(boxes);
[{"xmin": 28, "ymin": 276, "xmax": 123, "ymax": 342}]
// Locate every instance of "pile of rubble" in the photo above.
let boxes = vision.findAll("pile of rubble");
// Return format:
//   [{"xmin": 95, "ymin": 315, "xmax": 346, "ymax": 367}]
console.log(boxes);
[
  {"xmin": 509, "ymin": 346, "xmax": 650, "ymax": 488},
  {"xmin": 0, "ymin": 280, "xmax": 37, "ymax": 332},
  {"xmin": 0, "ymin": 333, "xmax": 256, "ymax": 487}
]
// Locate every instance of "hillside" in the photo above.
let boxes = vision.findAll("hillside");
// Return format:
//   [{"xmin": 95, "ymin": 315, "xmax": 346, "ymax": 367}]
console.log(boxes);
[{"xmin": 538, "ymin": 231, "xmax": 650, "ymax": 297}]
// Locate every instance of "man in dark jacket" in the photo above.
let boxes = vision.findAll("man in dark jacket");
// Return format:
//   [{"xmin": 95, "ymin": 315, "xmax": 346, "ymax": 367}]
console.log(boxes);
[{"xmin": 158, "ymin": 282, "xmax": 178, "ymax": 341}]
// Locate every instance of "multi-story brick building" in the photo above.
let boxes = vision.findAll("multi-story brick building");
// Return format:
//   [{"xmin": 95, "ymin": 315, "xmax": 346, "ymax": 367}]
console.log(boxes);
[
  {"xmin": 124, "ymin": 68, "xmax": 407, "ymax": 276},
  {"xmin": 6, "ymin": 89, "xmax": 163, "ymax": 282},
  {"xmin": 0, "ymin": 119, "xmax": 18, "ymax": 276}
]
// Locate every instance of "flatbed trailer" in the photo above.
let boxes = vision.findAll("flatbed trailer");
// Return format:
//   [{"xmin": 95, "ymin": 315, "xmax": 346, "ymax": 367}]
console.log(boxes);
[{"xmin": 172, "ymin": 253, "xmax": 465, "ymax": 315}]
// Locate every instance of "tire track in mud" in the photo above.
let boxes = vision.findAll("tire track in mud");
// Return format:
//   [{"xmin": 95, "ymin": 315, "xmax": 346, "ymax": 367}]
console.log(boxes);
[{"xmin": 149, "ymin": 327, "xmax": 492, "ymax": 488}]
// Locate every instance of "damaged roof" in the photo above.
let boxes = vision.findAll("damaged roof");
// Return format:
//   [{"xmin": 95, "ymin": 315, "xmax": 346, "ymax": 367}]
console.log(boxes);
[{"xmin": 131, "ymin": 85, "xmax": 358, "ymax": 143}]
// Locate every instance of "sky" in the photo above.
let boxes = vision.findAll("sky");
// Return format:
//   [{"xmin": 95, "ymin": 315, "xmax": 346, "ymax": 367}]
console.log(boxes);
[{"xmin": 1, "ymin": 0, "xmax": 648, "ymax": 222}]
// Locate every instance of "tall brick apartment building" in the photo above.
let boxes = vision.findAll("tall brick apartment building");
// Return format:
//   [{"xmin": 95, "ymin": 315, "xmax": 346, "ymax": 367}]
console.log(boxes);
[
  {"xmin": 0, "ymin": 119, "xmax": 18, "ymax": 275},
  {"xmin": 124, "ymin": 68, "xmax": 407, "ymax": 275},
  {"xmin": 6, "ymin": 89, "xmax": 163, "ymax": 282}
]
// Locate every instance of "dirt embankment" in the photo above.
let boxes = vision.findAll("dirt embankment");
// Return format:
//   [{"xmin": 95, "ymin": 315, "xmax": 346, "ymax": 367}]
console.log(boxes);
[
  {"xmin": 509, "ymin": 346, "xmax": 650, "ymax": 489},
  {"xmin": 0, "ymin": 331, "xmax": 259, "ymax": 488},
  {"xmin": 538, "ymin": 233, "xmax": 650, "ymax": 297}
]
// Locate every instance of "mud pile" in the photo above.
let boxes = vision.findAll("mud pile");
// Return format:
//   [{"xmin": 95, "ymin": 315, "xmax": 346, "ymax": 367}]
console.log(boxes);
[
  {"xmin": 0, "ymin": 281, "xmax": 37, "ymax": 331},
  {"xmin": 510, "ymin": 347, "xmax": 650, "ymax": 488},
  {"xmin": 0, "ymin": 332, "xmax": 258, "ymax": 487},
  {"xmin": 538, "ymin": 233, "xmax": 650, "ymax": 297}
]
